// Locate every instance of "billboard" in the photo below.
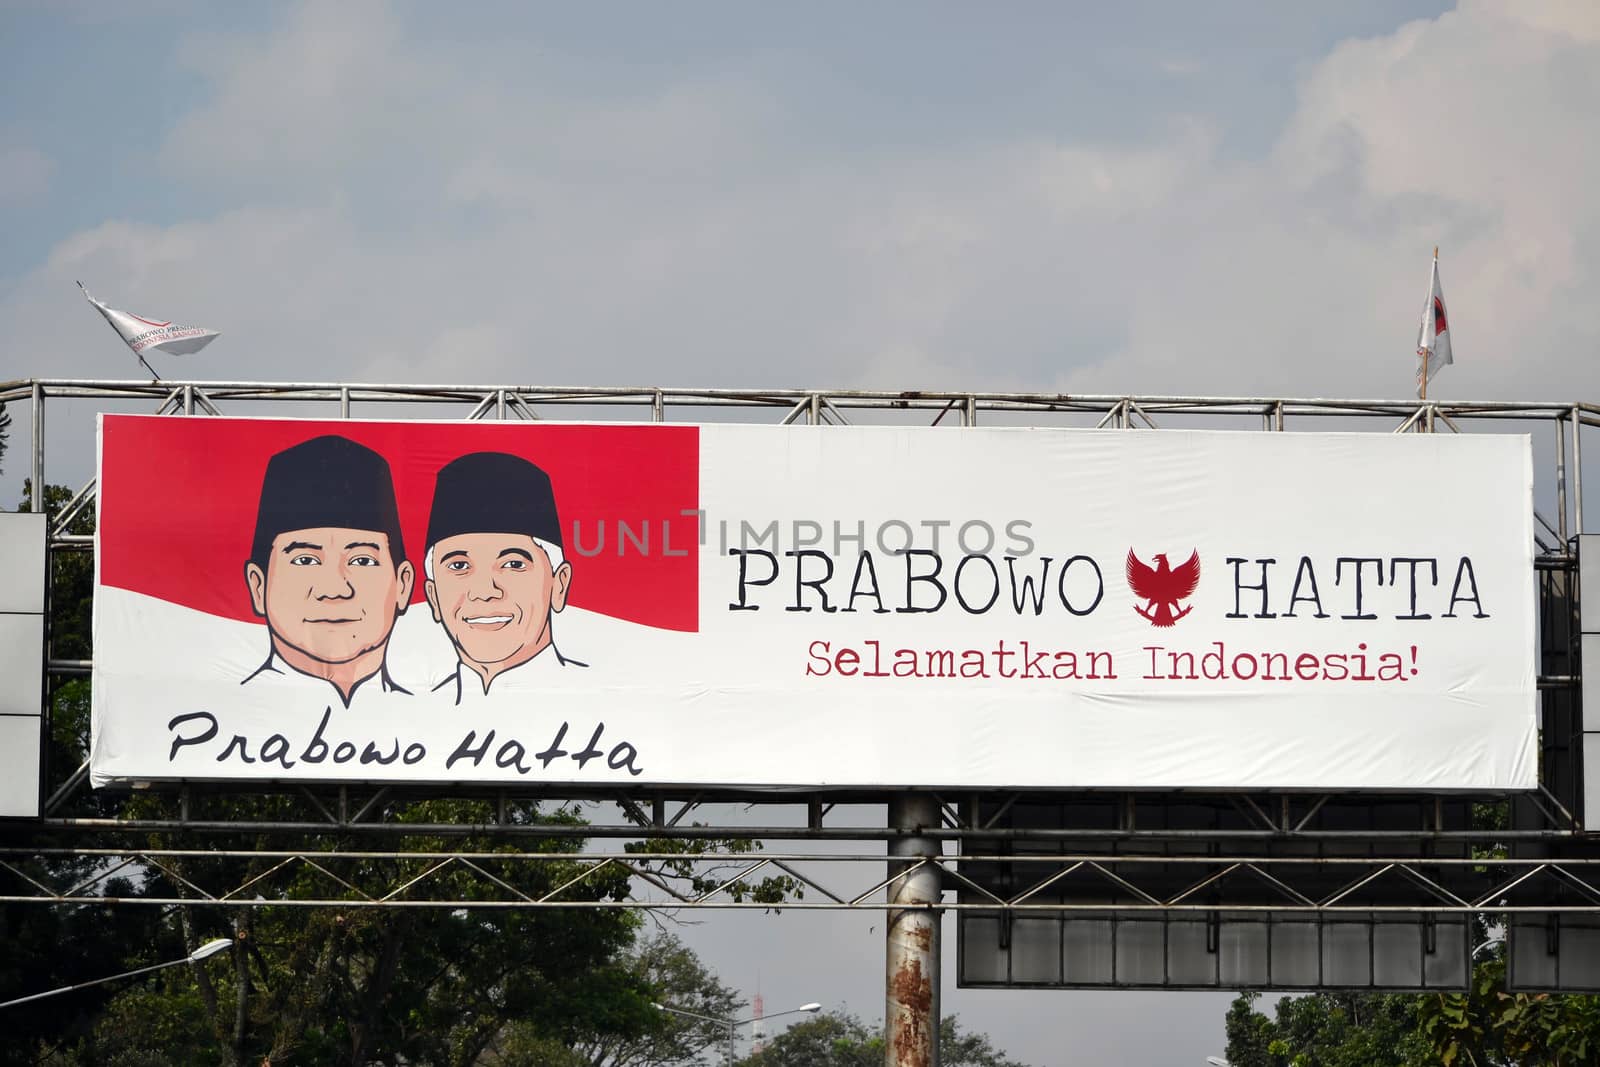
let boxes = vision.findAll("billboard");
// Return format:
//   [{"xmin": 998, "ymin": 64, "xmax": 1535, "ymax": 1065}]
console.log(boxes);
[{"xmin": 91, "ymin": 415, "xmax": 1536, "ymax": 790}]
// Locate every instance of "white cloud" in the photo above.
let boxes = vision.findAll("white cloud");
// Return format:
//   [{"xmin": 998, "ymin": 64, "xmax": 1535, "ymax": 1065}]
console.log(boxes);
[
  {"xmin": 166, "ymin": 0, "xmax": 440, "ymax": 182},
  {"xmin": 1481, "ymin": 0, "xmax": 1600, "ymax": 43},
  {"xmin": 0, "ymin": 145, "xmax": 54, "ymax": 203},
  {"xmin": 3, "ymin": 0, "xmax": 1597, "ymax": 447},
  {"xmin": 1256, "ymin": 0, "xmax": 1600, "ymax": 396}
]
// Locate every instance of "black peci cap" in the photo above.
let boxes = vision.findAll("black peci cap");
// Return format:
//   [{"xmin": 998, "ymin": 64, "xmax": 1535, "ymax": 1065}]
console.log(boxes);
[
  {"xmin": 426, "ymin": 452, "xmax": 563, "ymax": 552},
  {"xmin": 250, "ymin": 435, "xmax": 407, "ymax": 566}
]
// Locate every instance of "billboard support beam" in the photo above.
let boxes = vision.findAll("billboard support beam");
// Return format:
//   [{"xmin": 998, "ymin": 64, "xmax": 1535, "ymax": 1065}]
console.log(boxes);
[
  {"xmin": 887, "ymin": 794, "xmax": 941, "ymax": 1067},
  {"xmin": 1573, "ymin": 405, "xmax": 1584, "ymax": 537},
  {"xmin": 29, "ymin": 382, "xmax": 43, "ymax": 516},
  {"xmin": 1559, "ymin": 415, "xmax": 1570, "ymax": 543}
]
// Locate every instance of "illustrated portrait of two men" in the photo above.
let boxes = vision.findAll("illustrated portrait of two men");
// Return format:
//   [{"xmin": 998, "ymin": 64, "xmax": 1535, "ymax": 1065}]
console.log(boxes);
[{"xmin": 241, "ymin": 435, "xmax": 586, "ymax": 708}]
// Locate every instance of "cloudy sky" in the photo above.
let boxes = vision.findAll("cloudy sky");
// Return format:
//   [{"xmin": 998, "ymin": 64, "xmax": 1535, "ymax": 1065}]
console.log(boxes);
[{"xmin": 3, "ymin": 0, "xmax": 1598, "ymax": 1061}]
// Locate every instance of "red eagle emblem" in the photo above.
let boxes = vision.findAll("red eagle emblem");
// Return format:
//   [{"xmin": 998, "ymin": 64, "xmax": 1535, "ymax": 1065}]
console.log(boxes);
[{"xmin": 1126, "ymin": 548, "xmax": 1201, "ymax": 627}]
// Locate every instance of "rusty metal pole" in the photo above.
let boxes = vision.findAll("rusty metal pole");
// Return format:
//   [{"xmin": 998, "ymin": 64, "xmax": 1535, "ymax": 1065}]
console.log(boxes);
[{"xmin": 886, "ymin": 793, "xmax": 941, "ymax": 1067}]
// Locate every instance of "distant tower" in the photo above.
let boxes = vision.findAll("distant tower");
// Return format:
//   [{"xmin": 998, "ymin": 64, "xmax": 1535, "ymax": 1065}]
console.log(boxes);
[{"xmin": 750, "ymin": 988, "xmax": 767, "ymax": 1053}]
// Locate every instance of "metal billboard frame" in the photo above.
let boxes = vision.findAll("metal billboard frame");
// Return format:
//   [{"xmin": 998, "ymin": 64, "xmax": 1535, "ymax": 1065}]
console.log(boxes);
[{"xmin": 2, "ymin": 376, "xmax": 1598, "ymax": 999}]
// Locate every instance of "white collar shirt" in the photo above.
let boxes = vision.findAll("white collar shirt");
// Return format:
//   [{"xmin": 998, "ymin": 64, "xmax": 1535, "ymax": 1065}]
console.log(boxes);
[
  {"xmin": 242, "ymin": 650, "xmax": 413, "ymax": 711},
  {"xmin": 433, "ymin": 644, "xmax": 586, "ymax": 707}
]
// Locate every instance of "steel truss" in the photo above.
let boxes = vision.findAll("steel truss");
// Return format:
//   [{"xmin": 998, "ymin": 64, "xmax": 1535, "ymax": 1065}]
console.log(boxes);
[
  {"xmin": 4, "ymin": 847, "xmax": 1600, "ymax": 916},
  {"xmin": 1, "ymin": 377, "xmax": 1594, "ymax": 918},
  {"xmin": 15, "ymin": 784, "xmax": 1594, "ymax": 840}
]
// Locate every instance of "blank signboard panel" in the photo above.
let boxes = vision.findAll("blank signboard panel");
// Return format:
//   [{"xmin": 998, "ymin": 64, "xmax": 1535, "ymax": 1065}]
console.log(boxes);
[
  {"xmin": 959, "ymin": 913, "xmax": 1469, "ymax": 991},
  {"xmin": 0, "ymin": 512, "xmax": 46, "ymax": 817},
  {"xmin": 1581, "ymin": 535, "xmax": 1600, "ymax": 829}
]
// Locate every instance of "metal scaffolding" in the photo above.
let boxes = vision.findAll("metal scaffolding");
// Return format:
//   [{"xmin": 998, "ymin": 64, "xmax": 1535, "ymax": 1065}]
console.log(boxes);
[
  {"xmin": 1, "ymin": 377, "xmax": 1594, "ymax": 924},
  {"xmin": 4, "ymin": 845, "xmax": 1600, "ymax": 916}
]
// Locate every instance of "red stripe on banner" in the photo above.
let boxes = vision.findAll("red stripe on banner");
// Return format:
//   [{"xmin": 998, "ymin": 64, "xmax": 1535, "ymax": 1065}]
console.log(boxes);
[{"xmin": 99, "ymin": 417, "xmax": 700, "ymax": 632}]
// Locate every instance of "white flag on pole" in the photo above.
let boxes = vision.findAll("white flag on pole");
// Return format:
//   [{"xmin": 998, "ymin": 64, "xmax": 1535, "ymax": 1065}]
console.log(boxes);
[
  {"xmin": 1415, "ymin": 251, "xmax": 1453, "ymax": 397},
  {"xmin": 79, "ymin": 282, "xmax": 220, "ymax": 376}
]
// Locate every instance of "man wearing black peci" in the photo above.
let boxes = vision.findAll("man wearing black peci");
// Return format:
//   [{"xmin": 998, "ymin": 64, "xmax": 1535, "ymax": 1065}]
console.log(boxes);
[
  {"xmin": 242, "ymin": 434, "xmax": 416, "ymax": 706},
  {"xmin": 423, "ymin": 451, "xmax": 587, "ymax": 705}
]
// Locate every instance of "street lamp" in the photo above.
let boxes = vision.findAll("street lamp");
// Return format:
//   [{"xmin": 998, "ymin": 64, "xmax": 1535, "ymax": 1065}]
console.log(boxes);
[
  {"xmin": 654, "ymin": 999, "xmax": 822, "ymax": 1065},
  {"xmin": 0, "ymin": 938, "xmax": 233, "ymax": 1010}
]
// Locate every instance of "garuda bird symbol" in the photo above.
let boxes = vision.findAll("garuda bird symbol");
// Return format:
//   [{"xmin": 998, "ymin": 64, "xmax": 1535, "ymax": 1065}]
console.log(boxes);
[{"xmin": 1126, "ymin": 548, "xmax": 1201, "ymax": 627}]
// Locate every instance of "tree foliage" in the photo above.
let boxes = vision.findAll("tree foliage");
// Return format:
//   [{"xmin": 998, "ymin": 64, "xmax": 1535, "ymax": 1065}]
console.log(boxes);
[
  {"xmin": 739, "ymin": 1011, "xmax": 880, "ymax": 1067},
  {"xmin": 15, "ymin": 795, "xmax": 651, "ymax": 1066},
  {"xmin": 1224, "ymin": 989, "xmax": 1430, "ymax": 1067},
  {"xmin": 735, "ymin": 1012, "xmax": 1030, "ymax": 1067},
  {"xmin": 1416, "ymin": 955, "xmax": 1600, "ymax": 1067},
  {"xmin": 571, "ymin": 928, "xmax": 743, "ymax": 1067},
  {"xmin": 12, "ymin": 841, "xmax": 745, "ymax": 1066},
  {"xmin": 1226, "ymin": 955, "xmax": 1600, "ymax": 1067}
]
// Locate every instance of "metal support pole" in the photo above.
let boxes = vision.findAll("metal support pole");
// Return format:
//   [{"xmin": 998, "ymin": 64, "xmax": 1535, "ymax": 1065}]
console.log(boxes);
[
  {"xmin": 886, "ymin": 793, "xmax": 940, "ymax": 1067},
  {"xmin": 1573, "ymin": 406, "xmax": 1584, "ymax": 537},
  {"xmin": 30, "ymin": 382, "xmax": 44, "ymax": 516},
  {"xmin": 1558, "ymin": 416, "xmax": 1570, "ymax": 545},
  {"xmin": 183, "ymin": 384, "xmax": 194, "ymax": 414}
]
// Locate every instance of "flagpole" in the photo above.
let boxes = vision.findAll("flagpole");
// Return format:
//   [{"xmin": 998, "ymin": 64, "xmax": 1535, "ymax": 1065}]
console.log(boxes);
[
  {"xmin": 79, "ymin": 280, "xmax": 166, "ymax": 381},
  {"xmin": 1419, "ymin": 247, "xmax": 1436, "ymax": 417}
]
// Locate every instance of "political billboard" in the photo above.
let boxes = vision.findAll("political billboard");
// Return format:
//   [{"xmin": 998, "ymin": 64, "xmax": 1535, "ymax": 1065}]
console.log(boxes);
[{"xmin": 91, "ymin": 415, "xmax": 1536, "ymax": 790}]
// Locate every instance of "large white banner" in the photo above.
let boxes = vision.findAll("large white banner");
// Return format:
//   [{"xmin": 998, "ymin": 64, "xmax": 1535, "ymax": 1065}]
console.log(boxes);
[{"xmin": 91, "ymin": 416, "xmax": 1536, "ymax": 790}]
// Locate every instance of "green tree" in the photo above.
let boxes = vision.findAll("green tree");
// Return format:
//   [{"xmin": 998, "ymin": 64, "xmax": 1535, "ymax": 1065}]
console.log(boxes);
[
  {"xmin": 1224, "ymin": 988, "xmax": 1431, "ymax": 1067},
  {"xmin": 38, "ymin": 807, "xmax": 684, "ymax": 1066},
  {"xmin": 1417, "ymin": 954, "xmax": 1600, "ymax": 1067},
  {"xmin": 1226, "ymin": 955, "xmax": 1600, "ymax": 1067},
  {"xmin": 937, "ymin": 1018, "xmax": 1032, "ymax": 1067},
  {"xmin": 0, "ymin": 887, "xmax": 178, "ymax": 1066},
  {"xmin": 736, "ymin": 1012, "xmax": 1030, "ymax": 1067},
  {"xmin": 52, "ymin": 796, "xmax": 647, "ymax": 1067},
  {"xmin": 738, "ymin": 1012, "xmax": 880, "ymax": 1067},
  {"xmin": 1223, "ymin": 992, "xmax": 1281, "ymax": 1067},
  {"xmin": 74, "ymin": 984, "xmax": 224, "ymax": 1067},
  {"xmin": 568, "ymin": 928, "xmax": 743, "ymax": 1067},
  {"xmin": 45, "ymin": 882, "xmax": 752, "ymax": 1067}
]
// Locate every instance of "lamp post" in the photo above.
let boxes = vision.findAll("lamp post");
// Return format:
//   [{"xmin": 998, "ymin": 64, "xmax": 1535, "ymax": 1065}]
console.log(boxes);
[
  {"xmin": 0, "ymin": 938, "xmax": 233, "ymax": 1010},
  {"xmin": 653, "ymin": 1000, "xmax": 822, "ymax": 1065}
]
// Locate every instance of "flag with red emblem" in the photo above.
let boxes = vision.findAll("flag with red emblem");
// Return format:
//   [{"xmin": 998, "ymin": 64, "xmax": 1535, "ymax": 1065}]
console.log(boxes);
[{"xmin": 1415, "ymin": 250, "xmax": 1453, "ymax": 398}]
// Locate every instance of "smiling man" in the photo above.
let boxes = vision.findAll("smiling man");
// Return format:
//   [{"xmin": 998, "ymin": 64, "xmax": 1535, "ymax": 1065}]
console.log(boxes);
[
  {"xmin": 242, "ymin": 435, "xmax": 415, "ymax": 706},
  {"xmin": 423, "ymin": 451, "xmax": 586, "ymax": 705}
]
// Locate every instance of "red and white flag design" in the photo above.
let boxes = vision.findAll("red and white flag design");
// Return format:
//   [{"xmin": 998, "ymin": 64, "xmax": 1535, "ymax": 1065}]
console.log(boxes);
[{"xmin": 1415, "ymin": 252, "xmax": 1453, "ymax": 396}]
